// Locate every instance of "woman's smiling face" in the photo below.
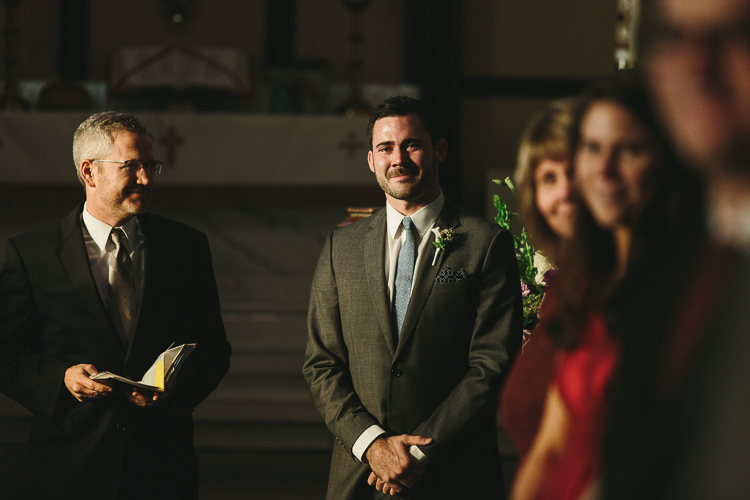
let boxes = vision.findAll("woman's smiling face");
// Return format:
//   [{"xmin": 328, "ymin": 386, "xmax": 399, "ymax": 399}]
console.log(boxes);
[{"xmin": 575, "ymin": 100, "xmax": 659, "ymax": 231}]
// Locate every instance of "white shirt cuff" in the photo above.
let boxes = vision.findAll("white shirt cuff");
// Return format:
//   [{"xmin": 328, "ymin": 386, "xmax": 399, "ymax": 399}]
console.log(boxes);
[
  {"xmin": 352, "ymin": 425, "xmax": 387, "ymax": 463},
  {"xmin": 409, "ymin": 444, "xmax": 427, "ymax": 462}
]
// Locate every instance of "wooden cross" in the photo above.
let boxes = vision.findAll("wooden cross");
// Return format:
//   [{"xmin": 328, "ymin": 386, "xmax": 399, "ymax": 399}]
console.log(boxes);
[
  {"xmin": 159, "ymin": 126, "xmax": 184, "ymax": 167},
  {"xmin": 338, "ymin": 131, "xmax": 366, "ymax": 159}
]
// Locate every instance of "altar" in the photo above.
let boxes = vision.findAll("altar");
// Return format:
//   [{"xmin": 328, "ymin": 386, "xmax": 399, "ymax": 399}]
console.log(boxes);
[{"xmin": 0, "ymin": 112, "xmax": 373, "ymax": 187}]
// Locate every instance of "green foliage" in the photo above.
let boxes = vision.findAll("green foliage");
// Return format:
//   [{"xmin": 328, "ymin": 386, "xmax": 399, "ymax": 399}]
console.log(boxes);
[
  {"xmin": 518, "ymin": 228, "xmax": 538, "ymax": 286},
  {"xmin": 493, "ymin": 177, "xmax": 539, "ymax": 288},
  {"xmin": 493, "ymin": 194, "xmax": 512, "ymax": 232},
  {"xmin": 523, "ymin": 292, "xmax": 544, "ymax": 328},
  {"xmin": 493, "ymin": 177, "xmax": 545, "ymax": 327}
]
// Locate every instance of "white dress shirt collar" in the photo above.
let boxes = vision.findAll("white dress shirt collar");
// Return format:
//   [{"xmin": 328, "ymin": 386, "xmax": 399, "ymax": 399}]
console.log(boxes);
[
  {"xmin": 385, "ymin": 190, "xmax": 445, "ymax": 238},
  {"xmin": 82, "ymin": 202, "xmax": 140, "ymax": 251}
]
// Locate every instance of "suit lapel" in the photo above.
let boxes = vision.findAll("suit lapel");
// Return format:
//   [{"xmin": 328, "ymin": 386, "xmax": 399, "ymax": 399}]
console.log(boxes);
[
  {"xmin": 395, "ymin": 201, "xmax": 462, "ymax": 357},
  {"xmin": 364, "ymin": 210, "xmax": 397, "ymax": 356},
  {"xmin": 56, "ymin": 204, "xmax": 126, "ymax": 356}
]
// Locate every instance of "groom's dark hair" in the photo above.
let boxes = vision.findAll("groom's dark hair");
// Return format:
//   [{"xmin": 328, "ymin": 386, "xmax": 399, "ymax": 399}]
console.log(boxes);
[{"xmin": 367, "ymin": 95, "xmax": 443, "ymax": 150}]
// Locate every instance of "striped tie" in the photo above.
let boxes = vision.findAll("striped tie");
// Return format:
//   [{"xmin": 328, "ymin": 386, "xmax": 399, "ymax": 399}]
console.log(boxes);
[
  {"xmin": 109, "ymin": 228, "xmax": 136, "ymax": 346},
  {"xmin": 393, "ymin": 217, "xmax": 416, "ymax": 336}
]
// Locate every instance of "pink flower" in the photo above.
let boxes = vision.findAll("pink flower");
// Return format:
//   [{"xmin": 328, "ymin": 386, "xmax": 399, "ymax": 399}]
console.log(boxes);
[{"xmin": 521, "ymin": 282, "xmax": 531, "ymax": 297}]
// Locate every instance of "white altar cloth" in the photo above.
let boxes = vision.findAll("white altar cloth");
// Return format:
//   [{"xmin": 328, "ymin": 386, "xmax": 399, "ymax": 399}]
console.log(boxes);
[{"xmin": 0, "ymin": 112, "xmax": 372, "ymax": 186}]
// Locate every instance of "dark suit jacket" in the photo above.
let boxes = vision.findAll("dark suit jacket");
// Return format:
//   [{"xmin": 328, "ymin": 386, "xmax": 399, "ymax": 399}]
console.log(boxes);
[
  {"xmin": 605, "ymin": 242, "xmax": 749, "ymax": 500},
  {"xmin": 0, "ymin": 203, "xmax": 231, "ymax": 500},
  {"xmin": 303, "ymin": 200, "xmax": 522, "ymax": 499}
]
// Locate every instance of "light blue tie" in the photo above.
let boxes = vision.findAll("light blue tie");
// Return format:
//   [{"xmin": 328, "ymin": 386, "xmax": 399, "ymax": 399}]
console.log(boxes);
[{"xmin": 393, "ymin": 217, "xmax": 416, "ymax": 336}]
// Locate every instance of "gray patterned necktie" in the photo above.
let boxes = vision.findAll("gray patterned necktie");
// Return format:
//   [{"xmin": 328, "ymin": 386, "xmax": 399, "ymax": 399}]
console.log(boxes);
[
  {"xmin": 393, "ymin": 217, "xmax": 416, "ymax": 336},
  {"xmin": 108, "ymin": 228, "xmax": 136, "ymax": 346}
]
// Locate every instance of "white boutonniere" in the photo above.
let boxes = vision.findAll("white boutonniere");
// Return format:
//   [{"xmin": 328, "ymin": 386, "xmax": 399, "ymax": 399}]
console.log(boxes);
[{"xmin": 431, "ymin": 227, "xmax": 457, "ymax": 266}]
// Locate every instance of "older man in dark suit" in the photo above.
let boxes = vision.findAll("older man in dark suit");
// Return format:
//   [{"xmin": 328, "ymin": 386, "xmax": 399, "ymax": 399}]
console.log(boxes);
[
  {"xmin": 303, "ymin": 96, "xmax": 522, "ymax": 499},
  {"xmin": 0, "ymin": 112, "xmax": 231, "ymax": 499}
]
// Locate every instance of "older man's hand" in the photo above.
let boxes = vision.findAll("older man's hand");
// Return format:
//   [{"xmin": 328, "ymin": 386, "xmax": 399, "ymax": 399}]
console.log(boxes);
[
  {"xmin": 127, "ymin": 388, "xmax": 170, "ymax": 407},
  {"xmin": 64, "ymin": 364, "xmax": 113, "ymax": 402}
]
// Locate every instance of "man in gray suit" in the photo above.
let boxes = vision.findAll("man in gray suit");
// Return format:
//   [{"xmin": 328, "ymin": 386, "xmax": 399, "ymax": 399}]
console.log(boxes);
[{"xmin": 303, "ymin": 96, "xmax": 522, "ymax": 499}]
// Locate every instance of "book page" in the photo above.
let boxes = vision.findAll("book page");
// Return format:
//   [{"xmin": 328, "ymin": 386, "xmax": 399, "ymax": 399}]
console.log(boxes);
[{"xmin": 89, "ymin": 343, "xmax": 196, "ymax": 392}]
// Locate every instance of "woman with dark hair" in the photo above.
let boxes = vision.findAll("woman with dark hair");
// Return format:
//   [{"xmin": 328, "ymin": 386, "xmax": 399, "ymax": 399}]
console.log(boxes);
[
  {"xmin": 500, "ymin": 99, "xmax": 578, "ymax": 460},
  {"xmin": 511, "ymin": 74, "xmax": 692, "ymax": 500}
]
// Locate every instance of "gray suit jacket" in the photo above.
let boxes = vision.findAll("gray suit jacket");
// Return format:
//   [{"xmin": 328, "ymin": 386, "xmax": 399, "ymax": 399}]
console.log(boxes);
[{"xmin": 303, "ymin": 200, "xmax": 522, "ymax": 499}]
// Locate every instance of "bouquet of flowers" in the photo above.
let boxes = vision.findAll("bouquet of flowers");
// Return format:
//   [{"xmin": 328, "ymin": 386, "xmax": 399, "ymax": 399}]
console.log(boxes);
[{"xmin": 492, "ymin": 177, "xmax": 556, "ymax": 330}]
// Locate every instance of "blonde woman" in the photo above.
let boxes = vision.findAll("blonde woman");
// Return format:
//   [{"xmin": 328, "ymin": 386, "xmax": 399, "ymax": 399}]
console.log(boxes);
[{"xmin": 500, "ymin": 99, "xmax": 578, "ymax": 459}]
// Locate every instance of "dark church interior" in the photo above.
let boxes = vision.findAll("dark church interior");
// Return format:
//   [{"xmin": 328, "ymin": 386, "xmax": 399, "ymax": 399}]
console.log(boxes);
[{"xmin": 0, "ymin": 1, "xmax": 621, "ymax": 497}]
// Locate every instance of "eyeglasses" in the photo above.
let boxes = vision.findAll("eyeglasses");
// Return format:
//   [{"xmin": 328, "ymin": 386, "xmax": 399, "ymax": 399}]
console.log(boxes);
[
  {"xmin": 649, "ymin": 21, "xmax": 750, "ymax": 57},
  {"xmin": 91, "ymin": 159, "xmax": 164, "ymax": 175}
]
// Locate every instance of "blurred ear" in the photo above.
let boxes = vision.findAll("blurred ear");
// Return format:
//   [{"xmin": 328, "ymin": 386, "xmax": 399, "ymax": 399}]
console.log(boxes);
[
  {"xmin": 368, "ymin": 150, "xmax": 375, "ymax": 173},
  {"xmin": 435, "ymin": 138, "xmax": 448, "ymax": 163},
  {"xmin": 80, "ymin": 160, "xmax": 96, "ymax": 188}
]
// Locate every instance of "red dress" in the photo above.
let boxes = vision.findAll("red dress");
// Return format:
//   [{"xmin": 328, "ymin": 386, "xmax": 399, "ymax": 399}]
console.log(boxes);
[
  {"xmin": 539, "ymin": 313, "xmax": 620, "ymax": 500},
  {"xmin": 500, "ymin": 285, "xmax": 560, "ymax": 459}
]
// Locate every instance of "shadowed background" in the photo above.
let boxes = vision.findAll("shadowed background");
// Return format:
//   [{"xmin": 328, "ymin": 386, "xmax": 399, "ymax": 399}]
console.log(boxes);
[{"xmin": 0, "ymin": 1, "xmax": 618, "ymax": 497}]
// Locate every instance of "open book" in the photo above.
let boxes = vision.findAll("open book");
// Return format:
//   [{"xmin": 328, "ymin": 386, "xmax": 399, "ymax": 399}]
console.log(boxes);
[{"xmin": 90, "ymin": 343, "xmax": 196, "ymax": 392}]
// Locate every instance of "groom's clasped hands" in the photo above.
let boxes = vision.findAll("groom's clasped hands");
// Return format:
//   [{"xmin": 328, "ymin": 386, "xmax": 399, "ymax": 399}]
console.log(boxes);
[{"xmin": 366, "ymin": 434, "xmax": 433, "ymax": 495}]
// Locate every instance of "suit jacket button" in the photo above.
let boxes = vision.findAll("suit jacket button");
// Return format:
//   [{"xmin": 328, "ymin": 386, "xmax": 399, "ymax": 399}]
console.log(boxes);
[
  {"xmin": 391, "ymin": 369, "xmax": 403, "ymax": 378},
  {"xmin": 116, "ymin": 423, "xmax": 126, "ymax": 431}
]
